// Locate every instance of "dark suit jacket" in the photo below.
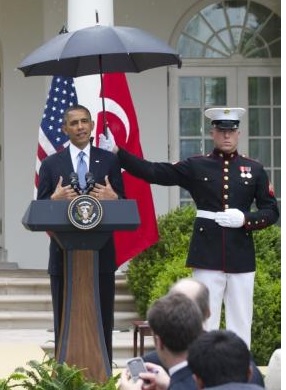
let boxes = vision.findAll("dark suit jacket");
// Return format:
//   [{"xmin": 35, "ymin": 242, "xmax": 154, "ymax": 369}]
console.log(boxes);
[
  {"xmin": 169, "ymin": 365, "xmax": 197, "ymax": 390},
  {"xmin": 205, "ymin": 384, "xmax": 264, "ymax": 389},
  {"xmin": 143, "ymin": 350, "xmax": 265, "ymax": 388},
  {"xmin": 37, "ymin": 145, "xmax": 125, "ymax": 275}
]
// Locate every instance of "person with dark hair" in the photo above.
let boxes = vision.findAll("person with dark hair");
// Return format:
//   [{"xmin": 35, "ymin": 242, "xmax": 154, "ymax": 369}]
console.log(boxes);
[
  {"xmin": 187, "ymin": 330, "xmax": 264, "ymax": 389},
  {"xmin": 120, "ymin": 292, "xmax": 203, "ymax": 390},
  {"xmin": 37, "ymin": 104, "xmax": 125, "ymax": 364},
  {"xmin": 143, "ymin": 278, "xmax": 264, "ymax": 387},
  {"xmin": 99, "ymin": 107, "xmax": 279, "ymax": 350},
  {"xmin": 147, "ymin": 292, "xmax": 203, "ymax": 361}
]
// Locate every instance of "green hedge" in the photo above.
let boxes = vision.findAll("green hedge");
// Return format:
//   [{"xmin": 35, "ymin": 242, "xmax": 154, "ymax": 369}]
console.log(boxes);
[
  {"xmin": 126, "ymin": 206, "xmax": 281, "ymax": 366},
  {"xmin": 127, "ymin": 206, "xmax": 195, "ymax": 316}
]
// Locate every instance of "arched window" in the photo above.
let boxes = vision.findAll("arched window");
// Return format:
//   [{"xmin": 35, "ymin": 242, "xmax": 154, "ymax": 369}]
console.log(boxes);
[{"xmin": 177, "ymin": 1, "xmax": 281, "ymax": 58}]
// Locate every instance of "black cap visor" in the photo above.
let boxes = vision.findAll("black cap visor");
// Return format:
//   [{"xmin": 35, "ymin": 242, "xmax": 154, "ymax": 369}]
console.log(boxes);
[{"xmin": 212, "ymin": 120, "xmax": 239, "ymax": 130}]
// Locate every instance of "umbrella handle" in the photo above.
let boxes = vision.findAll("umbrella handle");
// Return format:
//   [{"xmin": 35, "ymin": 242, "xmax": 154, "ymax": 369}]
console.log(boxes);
[{"xmin": 99, "ymin": 55, "xmax": 107, "ymax": 136}]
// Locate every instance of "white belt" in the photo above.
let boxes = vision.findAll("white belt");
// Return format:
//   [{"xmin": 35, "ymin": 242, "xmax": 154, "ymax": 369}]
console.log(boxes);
[{"xmin": 196, "ymin": 210, "xmax": 217, "ymax": 220}]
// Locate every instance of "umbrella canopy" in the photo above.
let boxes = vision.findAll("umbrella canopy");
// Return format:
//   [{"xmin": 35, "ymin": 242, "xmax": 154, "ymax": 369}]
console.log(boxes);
[{"xmin": 18, "ymin": 25, "xmax": 181, "ymax": 77}]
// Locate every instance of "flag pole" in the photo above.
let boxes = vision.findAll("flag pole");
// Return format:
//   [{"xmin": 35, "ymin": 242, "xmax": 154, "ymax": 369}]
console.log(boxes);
[
  {"xmin": 95, "ymin": 11, "xmax": 107, "ymax": 136},
  {"xmin": 99, "ymin": 55, "xmax": 107, "ymax": 136}
]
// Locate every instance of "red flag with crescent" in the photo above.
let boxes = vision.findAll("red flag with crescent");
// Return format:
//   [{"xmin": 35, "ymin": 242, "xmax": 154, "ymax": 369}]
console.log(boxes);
[{"xmin": 95, "ymin": 73, "xmax": 159, "ymax": 267}]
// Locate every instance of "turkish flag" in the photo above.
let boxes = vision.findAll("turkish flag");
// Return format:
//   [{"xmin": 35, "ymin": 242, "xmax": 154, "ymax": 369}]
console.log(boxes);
[{"xmin": 95, "ymin": 73, "xmax": 159, "ymax": 267}]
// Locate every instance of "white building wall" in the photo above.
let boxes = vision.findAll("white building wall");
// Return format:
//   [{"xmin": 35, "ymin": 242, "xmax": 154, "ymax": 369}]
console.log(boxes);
[{"xmin": 0, "ymin": 0, "xmax": 67, "ymax": 268}]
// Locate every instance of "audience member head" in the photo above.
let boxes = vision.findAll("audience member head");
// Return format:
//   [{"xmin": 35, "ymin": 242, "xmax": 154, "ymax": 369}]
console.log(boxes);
[
  {"xmin": 169, "ymin": 277, "xmax": 210, "ymax": 322},
  {"xmin": 147, "ymin": 292, "xmax": 203, "ymax": 356},
  {"xmin": 187, "ymin": 330, "xmax": 251, "ymax": 389}
]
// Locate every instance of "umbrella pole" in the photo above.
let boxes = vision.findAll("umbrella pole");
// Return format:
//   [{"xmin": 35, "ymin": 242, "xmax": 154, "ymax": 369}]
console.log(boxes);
[{"xmin": 99, "ymin": 55, "xmax": 107, "ymax": 136}]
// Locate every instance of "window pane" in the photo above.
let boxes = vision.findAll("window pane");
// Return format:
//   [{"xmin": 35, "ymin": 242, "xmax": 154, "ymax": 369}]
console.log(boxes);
[
  {"xmin": 177, "ymin": 36, "xmax": 205, "ymax": 58},
  {"xmin": 249, "ymin": 139, "xmax": 271, "ymax": 166},
  {"xmin": 269, "ymin": 41, "xmax": 281, "ymax": 58},
  {"xmin": 243, "ymin": 35, "xmax": 270, "ymax": 58},
  {"xmin": 273, "ymin": 77, "xmax": 281, "ymax": 105},
  {"xmin": 249, "ymin": 108, "xmax": 271, "ymax": 136},
  {"xmin": 273, "ymin": 108, "xmax": 281, "ymax": 136},
  {"xmin": 208, "ymin": 36, "xmax": 230, "ymax": 56},
  {"xmin": 180, "ymin": 199, "xmax": 195, "ymax": 208},
  {"xmin": 180, "ymin": 139, "xmax": 202, "ymax": 159},
  {"xmin": 259, "ymin": 14, "xmax": 281, "ymax": 45},
  {"xmin": 180, "ymin": 109, "xmax": 201, "ymax": 136},
  {"xmin": 185, "ymin": 14, "xmax": 213, "ymax": 42},
  {"xmin": 202, "ymin": 4, "xmax": 228, "ymax": 30},
  {"xmin": 204, "ymin": 139, "xmax": 214, "ymax": 154},
  {"xmin": 248, "ymin": 77, "xmax": 270, "ymax": 105},
  {"xmin": 204, "ymin": 78, "xmax": 226, "ymax": 106},
  {"xmin": 274, "ymin": 139, "xmax": 281, "ymax": 166},
  {"xmin": 180, "ymin": 188, "xmax": 191, "ymax": 199},
  {"xmin": 179, "ymin": 77, "xmax": 201, "ymax": 105}
]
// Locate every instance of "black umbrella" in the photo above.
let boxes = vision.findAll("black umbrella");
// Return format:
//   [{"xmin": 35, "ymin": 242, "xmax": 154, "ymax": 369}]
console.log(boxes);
[
  {"xmin": 18, "ymin": 25, "xmax": 181, "ymax": 77},
  {"xmin": 18, "ymin": 24, "xmax": 181, "ymax": 130}
]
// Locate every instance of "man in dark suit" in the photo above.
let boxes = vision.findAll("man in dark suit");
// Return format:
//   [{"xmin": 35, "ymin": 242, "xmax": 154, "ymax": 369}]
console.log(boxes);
[
  {"xmin": 120, "ymin": 293, "xmax": 203, "ymax": 390},
  {"xmin": 37, "ymin": 104, "xmax": 125, "ymax": 365}
]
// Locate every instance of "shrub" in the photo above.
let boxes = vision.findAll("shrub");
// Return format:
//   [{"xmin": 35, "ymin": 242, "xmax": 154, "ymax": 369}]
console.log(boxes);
[
  {"xmin": 148, "ymin": 254, "xmax": 191, "ymax": 307},
  {"xmin": 126, "ymin": 206, "xmax": 195, "ymax": 316},
  {"xmin": 127, "ymin": 206, "xmax": 281, "ymax": 365},
  {"xmin": 251, "ymin": 257, "xmax": 281, "ymax": 365}
]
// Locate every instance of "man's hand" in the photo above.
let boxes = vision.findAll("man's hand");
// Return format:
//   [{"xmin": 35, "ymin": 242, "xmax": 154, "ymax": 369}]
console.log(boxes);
[
  {"xmin": 50, "ymin": 176, "xmax": 78, "ymax": 200},
  {"xmin": 89, "ymin": 175, "xmax": 118, "ymax": 200},
  {"xmin": 98, "ymin": 128, "xmax": 118, "ymax": 153},
  {"xmin": 119, "ymin": 369, "xmax": 144, "ymax": 390},
  {"xmin": 140, "ymin": 362, "xmax": 170, "ymax": 390},
  {"xmin": 119, "ymin": 363, "xmax": 170, "ymax": 390},
  {"xmin": 215, "ymin": 208, "xmax": 245, "ymax": 228}
]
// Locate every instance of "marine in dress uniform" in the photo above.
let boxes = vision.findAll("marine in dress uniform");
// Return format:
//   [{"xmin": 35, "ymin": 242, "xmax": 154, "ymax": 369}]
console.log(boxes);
[{"xmin": 99, "ymin": 107, "xmax": 279, "ymax": 348}]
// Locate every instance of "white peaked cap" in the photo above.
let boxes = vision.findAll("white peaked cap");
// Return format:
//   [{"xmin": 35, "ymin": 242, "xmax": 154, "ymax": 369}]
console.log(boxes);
[{"xmin": 205, "ymin": 107, "xmax": 246, "ymax": 121}]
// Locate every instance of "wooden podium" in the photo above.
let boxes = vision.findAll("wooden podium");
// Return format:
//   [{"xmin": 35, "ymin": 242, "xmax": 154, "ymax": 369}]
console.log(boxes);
[{"xmin": 22, "ymin": 199, "xmax": 140, "ymax": 382}]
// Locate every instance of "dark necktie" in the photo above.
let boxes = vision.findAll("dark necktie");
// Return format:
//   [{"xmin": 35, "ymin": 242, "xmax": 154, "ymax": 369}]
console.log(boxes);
[{"xmin": 77, "ymin": 151, "xmax": 88, "ymax": 190}]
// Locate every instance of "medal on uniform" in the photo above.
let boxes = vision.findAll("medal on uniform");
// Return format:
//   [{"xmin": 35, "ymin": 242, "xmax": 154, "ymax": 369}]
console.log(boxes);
[
  {"xmin": 240, "ymin": 166, "xmax": 246, "ymax": 178},
  {"xmin": 245, "ymin": 166, "xmax": 252, "ymax": 178},
  {"xmin": 240, "ymin": 166, "xmax": 252, "ymax": 178}
]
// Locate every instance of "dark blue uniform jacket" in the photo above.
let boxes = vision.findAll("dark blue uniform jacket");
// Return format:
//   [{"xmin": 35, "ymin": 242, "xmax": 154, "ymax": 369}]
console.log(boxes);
[{"xmin": 117, "ymin": 148, "xmax": 279, "ymax": 273}]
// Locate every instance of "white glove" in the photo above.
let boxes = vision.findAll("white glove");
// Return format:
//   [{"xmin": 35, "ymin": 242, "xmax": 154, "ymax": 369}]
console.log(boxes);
[
  {"xmin": 215, "ymin": 208, "xmax": 245, "ymax": 228},
  {"xmin": 98, "ymin": 128, "xmax": 116, "ymax": 152}
]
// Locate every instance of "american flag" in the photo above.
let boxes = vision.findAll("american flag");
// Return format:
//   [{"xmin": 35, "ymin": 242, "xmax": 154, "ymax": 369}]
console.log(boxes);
[{"xmin": 34, "ymin": 76, "xmax": 78, "ymax": 197}]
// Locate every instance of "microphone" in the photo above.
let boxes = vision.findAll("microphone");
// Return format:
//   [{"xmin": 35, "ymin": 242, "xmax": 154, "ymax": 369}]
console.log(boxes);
[
  {"xmin": 85, "ymin": 172, "xmax": 95, "ymax": 194},
  {"xmin": 69, "ymin": 172, "xmax": 80, "ymax": 194}
]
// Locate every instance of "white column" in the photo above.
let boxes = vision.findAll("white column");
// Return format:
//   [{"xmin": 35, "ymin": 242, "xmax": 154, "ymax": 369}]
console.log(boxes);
[
  {"xmin": 68, "ymin": 0, "xmax": 113, "ymax": 30},
  {"xmin": 67, "ymin": 0, "xmax": 114, "ymax": 120}
]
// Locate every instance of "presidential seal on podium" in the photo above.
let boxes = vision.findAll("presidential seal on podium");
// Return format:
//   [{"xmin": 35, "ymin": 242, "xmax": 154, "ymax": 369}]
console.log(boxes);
[{"xmin": 68, "ymin": 195, "xmax": 103, "ymax": 230}]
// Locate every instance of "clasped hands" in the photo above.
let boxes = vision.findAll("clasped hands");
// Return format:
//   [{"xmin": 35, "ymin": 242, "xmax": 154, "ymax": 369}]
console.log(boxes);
[{"xmin": 51, "ymin": 175, "xmax": 118, "ymax": 201}]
